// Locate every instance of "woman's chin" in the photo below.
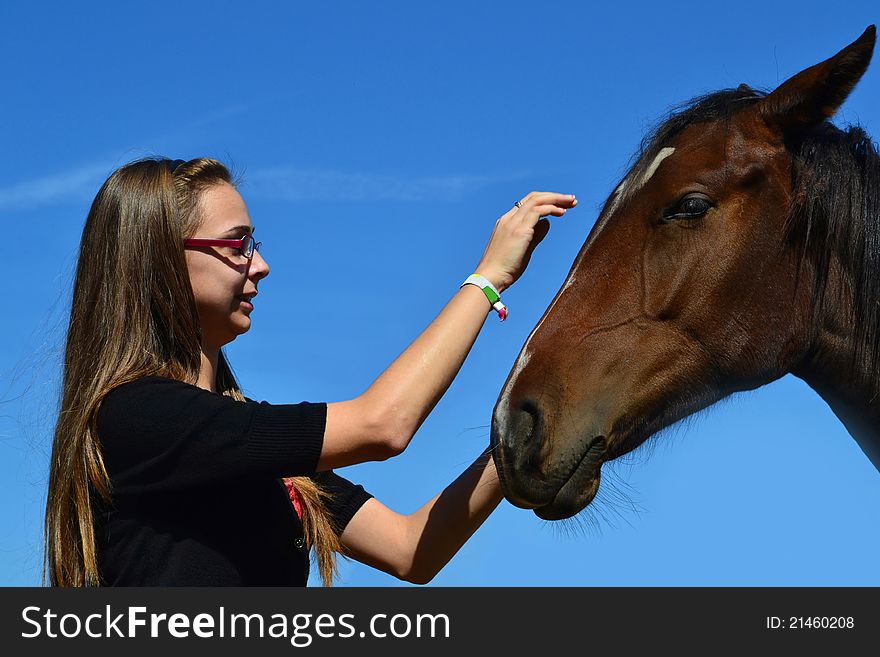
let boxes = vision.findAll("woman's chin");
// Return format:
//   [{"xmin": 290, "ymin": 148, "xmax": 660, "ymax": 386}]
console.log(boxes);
[{"xmin": 231, "ymin": 313, "xmax": 252, "ymax": 333}]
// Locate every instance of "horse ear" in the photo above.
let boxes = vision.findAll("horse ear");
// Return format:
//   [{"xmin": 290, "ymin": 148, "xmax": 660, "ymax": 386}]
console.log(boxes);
[{"xmin": 759, "ymin": 25, "xmax": 875, "ymax": 136}]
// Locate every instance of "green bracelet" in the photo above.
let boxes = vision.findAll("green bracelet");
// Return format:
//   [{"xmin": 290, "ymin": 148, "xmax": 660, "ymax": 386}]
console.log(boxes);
[{"xmin": 461, "ymin": 273, "xmax": 508, "ymax": 321}]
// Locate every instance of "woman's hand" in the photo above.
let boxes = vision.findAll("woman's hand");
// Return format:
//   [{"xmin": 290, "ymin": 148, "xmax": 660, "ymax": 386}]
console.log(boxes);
[{"xmin": 475, "ymin": 191, "xmax": 577, "ymax": 293}]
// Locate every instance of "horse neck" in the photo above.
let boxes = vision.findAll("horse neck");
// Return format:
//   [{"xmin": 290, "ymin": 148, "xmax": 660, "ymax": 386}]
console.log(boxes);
[{"xmin": 793, "ymin": 285, "xmax": 880, "ymax": 470}]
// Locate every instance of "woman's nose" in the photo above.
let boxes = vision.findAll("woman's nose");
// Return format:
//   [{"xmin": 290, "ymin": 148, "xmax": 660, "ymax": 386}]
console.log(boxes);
[{"xmin": 249, "ymin": 249, "xmax": 270, "ymax": 280}]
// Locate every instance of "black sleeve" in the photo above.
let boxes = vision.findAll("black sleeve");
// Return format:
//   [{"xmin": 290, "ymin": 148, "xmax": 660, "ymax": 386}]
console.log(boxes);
[
  {"xmin": 312, "ymin": 470, "xmax": 374, "ymax": 534},
  {"xmin": 97, "ymin": 376, "xmax": 326, "ymax": 495}
]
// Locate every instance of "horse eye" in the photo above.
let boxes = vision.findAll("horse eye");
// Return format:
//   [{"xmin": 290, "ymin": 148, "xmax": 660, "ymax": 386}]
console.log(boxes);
[
  {"xmin": 663, "ymin": 195, "xmax": 712, "ymax": 221},
  {"xmin": 680, "ymin": 197, "xmax": 710, "ymax": 214}
]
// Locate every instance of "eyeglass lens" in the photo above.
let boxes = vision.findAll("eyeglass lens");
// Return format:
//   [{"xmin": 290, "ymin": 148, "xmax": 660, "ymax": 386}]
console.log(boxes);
[{"xmin": 242, "ymin": 234, "xmax": 261, "ymax": 258}]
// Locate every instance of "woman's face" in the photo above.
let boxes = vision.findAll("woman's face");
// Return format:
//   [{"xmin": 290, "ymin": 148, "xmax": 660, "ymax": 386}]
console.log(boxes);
[{"xmin": 185, "ymin": 182, "xmax": 270, "ymax": 349}]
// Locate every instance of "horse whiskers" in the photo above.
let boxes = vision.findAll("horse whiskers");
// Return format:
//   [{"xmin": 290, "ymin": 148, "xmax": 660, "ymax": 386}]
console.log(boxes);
[
  {"xmin": 455, "ymin": 424, "xmax": 490, "ymax": 439},
  {"xmin": 536, "ymin": 466, "xmax": 644, "ymax": 539}
]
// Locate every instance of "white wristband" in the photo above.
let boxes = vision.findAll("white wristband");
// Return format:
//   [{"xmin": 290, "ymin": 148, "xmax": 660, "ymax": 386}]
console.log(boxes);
[{"xmin": 460, "ymin": 273, "xmax": 508, "ymax": 321}]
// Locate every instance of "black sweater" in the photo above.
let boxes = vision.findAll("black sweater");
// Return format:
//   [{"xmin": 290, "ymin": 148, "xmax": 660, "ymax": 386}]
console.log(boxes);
[{"xmin": 94, "ymin": 375, "xmax": 372, "ymax": 586}]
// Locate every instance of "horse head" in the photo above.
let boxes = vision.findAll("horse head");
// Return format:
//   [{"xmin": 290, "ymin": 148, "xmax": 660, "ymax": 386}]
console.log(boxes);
[{"xmin": 491, "ymin": 26, "xmax": 877, "ymax": 520}]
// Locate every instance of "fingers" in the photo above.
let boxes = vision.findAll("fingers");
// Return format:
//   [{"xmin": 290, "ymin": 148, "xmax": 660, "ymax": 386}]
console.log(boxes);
[
  {"xmin": 499, "ymin": 191, "xmax": 576, "ymax": 228},
  {"xmin": 533, "ymin": 204, "xmax": 568, "ymax": 217},
  {"xmin": 513, "ymin": 202, "xmax": 569, "ymax": 231},
  {"xmin": 516, "ymin": 191, "xmax": 577, "ymax": 211},
  {"xmin": 513, "ymin": 193, "xmax": 577, "ymax": 227},
  {"xmin": 520, "ymin": 219, "xmax": 552, "ymax": 273},
  {"xmin": 531, "ymin": 217, "xmax": 551, "ymax": 245}
]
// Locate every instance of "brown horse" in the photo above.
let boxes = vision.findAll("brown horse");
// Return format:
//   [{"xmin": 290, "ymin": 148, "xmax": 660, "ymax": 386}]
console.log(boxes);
[{"xmin": 491, "ymin": 26, "xmax": 879, "ymax": 521}]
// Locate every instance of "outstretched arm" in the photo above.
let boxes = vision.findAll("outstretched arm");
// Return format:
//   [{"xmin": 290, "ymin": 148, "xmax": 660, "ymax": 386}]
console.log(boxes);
[
  {"xmin": 338, "ymin": 449, "xmax": 503, "ymax": 584},
  {"xmin": 319, "ymin": 192, "xmax": 577, "ymax": 470}
]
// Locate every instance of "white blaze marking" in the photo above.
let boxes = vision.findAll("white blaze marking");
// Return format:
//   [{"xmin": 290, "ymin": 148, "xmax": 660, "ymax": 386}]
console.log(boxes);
[
  {"xmin": 602, "ymin": 179, "xmax": 628, "ymax": 228},
  {"xmin": 593, "ymin": 147, "xmax": 676, "ymax": 240},
  {"xmin": 636, "ymin": 147, "xmax": 675, "ymax": 190}
]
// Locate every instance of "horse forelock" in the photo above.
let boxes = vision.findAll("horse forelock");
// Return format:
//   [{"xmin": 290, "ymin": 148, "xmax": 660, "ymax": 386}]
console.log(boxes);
[
  {"xmin": 592, "ymin": 87, "xmax": 765, "ymax": 239},
  {"xmin": 633, "ymin": 86, "xmax": 765, "ymax": 161}
]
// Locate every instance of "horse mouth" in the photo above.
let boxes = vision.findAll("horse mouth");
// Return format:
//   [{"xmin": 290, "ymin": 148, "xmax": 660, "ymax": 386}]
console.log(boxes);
[{"xmin": 534, "ymin": 435, "xmax": 607, "ymax": 520}]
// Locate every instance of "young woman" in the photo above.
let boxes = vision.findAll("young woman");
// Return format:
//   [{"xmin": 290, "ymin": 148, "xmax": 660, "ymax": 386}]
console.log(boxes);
[{"xmin": 44, "ymin": 157, "xmax": 576, "ymax": 586}]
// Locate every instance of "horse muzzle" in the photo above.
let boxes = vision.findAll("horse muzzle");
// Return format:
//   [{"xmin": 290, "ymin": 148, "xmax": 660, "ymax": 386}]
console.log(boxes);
[{"xmin": 491, "ymin": 396, "xmax": 608, "ymax": 519}]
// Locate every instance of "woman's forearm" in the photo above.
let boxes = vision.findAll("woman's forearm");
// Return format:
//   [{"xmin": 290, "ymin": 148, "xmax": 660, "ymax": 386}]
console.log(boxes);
[
  {"xmin": 402, "ymin": 450, "xmax": 503, "ymax": 584},
  {"xmin": 337, "ymin": 449, "xmax": 503, "ymax": 583},
  {"xmin": 361, "ymin": 282, "xmax": 495, "ymax": 450}
]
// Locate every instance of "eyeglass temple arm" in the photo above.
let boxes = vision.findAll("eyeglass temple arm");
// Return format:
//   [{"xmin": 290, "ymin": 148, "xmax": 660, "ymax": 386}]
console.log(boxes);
[{"xmin": 183, "ymin": 238, "xmax": 244, "ymax": 247}]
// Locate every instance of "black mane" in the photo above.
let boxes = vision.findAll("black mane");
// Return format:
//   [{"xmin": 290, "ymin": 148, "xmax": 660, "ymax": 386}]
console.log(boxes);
[{"xmin": 792, "ymin": 122, "xmax": 880, "ymax": 388}]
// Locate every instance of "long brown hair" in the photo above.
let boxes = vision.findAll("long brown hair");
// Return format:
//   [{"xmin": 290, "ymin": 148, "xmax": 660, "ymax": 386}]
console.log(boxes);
[{"xmin": 45, "ymin": 157, "xmax": 340, "ymax": 587}]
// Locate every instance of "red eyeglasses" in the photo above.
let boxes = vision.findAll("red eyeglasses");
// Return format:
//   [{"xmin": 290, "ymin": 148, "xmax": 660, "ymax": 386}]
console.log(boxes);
[{"xmin": 184, "ymin": 233, "xmax": 262, "ymax": 259}]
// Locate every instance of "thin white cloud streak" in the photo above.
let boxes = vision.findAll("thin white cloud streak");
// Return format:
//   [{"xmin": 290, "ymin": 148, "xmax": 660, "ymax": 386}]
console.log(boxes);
[
  {"xmin": 0, "ymin": 103, "xmax": 253, "ymax": 213},
  {"xmin": 0, "ymin": 164, "xmax": 522, "ymax": 212},
  {"xmin": 0, "ymin": 97, "xmax": 517, "ymax": 210},
  {"xmin": 244, "ymin": 168, "xmax": 525, "ymax": 202},
  {"xmin": 0, "ymin": 162, "xmax": 112, "ymax": 211}
]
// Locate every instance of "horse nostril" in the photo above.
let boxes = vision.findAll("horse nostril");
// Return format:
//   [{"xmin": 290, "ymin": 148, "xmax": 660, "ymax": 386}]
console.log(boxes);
[
  {"xmin": 512, "ymin": 397, "xmax": 543, "ymax": 462},
  {"xmin": 519, "ymin": 397, "xmax": 539, "ymax": 418}
]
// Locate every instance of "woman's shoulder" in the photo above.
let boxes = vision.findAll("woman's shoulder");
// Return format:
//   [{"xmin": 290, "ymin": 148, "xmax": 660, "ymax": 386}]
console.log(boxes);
[
  {"xmin": 103, "ymin": 375, "xmax": 258, "ymax": 403},
  {"xmin": 98, "ymin": 375, "xmax": 244, "ymax": 434},
  {"xmin": 102, "ymin": 374, "xmax": 202, "ymax": 407},
  {"xmin": 106, "ymin": 374, "xmax": 196, "ymax": 394},
  {"xmin": 96, "ymin": 374, "xmax": 327, "ymax": 488},
  {"xmin": 97, "ymin": 375, "xmax": 318, "ymax": 436}
]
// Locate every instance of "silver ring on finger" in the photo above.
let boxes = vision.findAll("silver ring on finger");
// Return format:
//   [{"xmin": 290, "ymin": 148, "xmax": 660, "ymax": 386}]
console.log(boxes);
[{"xmin": 515, "ymin": 201, "xmax": 523, "ymax": 208}]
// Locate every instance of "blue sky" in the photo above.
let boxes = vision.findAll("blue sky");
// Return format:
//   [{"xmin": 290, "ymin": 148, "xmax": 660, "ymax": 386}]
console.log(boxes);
[{"xmin": 1, "ymin": 1, "xmax": 878, "ymax": 586}]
